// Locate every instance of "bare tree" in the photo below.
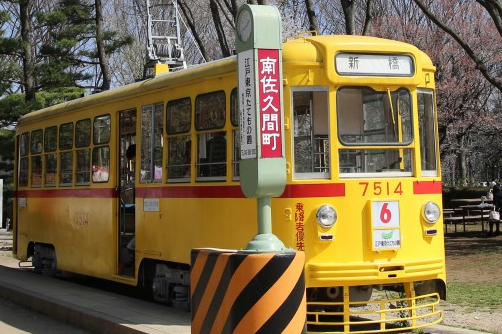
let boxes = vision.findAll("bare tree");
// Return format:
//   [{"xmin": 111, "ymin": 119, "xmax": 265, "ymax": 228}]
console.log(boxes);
[
  {"xmin": 210, "ymin": 0, "xmax": 231, "ymax": 57},
  {"xmin": 178, "ymin": 0, "xmax": 209, "ymax": 60},
  {"xmin": 412, "ymin": 0, "xmax": 502, "ymax": 93},
  {"xmin": 304, "ymin": 0, "xmax": 319, "ymax": 33},
  {"xmin": 340, "ymin": 0, "xmax": 356, "ymax": 34}
]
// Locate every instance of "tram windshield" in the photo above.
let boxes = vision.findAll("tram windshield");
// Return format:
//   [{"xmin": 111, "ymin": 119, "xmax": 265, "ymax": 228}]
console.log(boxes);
[{"xmin": 337, "ymin": 87, "xmax": 413, "ymax": 175}]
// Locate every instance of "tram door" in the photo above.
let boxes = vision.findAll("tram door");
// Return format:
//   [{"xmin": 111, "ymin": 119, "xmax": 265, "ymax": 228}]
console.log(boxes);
[{"xmin": 118, "ymin": 109, "xmax": 137, "ymax": 276}]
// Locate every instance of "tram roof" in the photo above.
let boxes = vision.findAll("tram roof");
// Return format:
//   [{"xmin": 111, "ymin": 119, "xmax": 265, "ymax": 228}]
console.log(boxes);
[
  {"xmin": 283, "ymin": 34, "xmax": 433, "ymax": 68},
  {"xmin": 17, "ymin": 34, "xmax": 433, "ymax": 128}
]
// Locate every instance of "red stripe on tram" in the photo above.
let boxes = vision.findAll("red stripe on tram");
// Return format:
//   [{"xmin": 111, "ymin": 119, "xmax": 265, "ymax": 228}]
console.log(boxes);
[
  {"xmin": 135, "ymin": 185, "xmax": 246, "ymax": 198},
  {"xmin": 280, "ymin": 183, "xmax": 345, "ymax": 198},
  {"xmin": 16, "ymin": 188, "xmax": 117, "ymax": 198},
  {"xmin": 137, "ymin": 184, "xmax": 346, "ymax": 198},
  {"xmin": 15, "ymin": 183, "xmax": 347, "ymax": 199},
  {"xmin": 413, "ymin": 180, "xmax": 442, "ymax": 194}
]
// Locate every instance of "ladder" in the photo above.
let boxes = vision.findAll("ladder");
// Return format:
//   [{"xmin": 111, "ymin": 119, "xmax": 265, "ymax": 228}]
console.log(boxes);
[{"xmin": 144, "ymin": 0, "xmax": 186, "ymax": 77}]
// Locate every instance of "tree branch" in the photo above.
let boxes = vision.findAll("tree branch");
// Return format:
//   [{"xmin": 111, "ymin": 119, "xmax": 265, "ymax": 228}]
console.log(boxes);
[
  {"xmin": 412, "ymin": 0, "xmax": 502, "ymax": 92},
  {"xmin": 362, "ymin": 0, "xmax": 373, "ymax": 36}
]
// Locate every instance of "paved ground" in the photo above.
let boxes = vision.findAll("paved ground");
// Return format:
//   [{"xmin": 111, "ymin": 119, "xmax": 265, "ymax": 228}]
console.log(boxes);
[
  {"xmin": 0, "ymin": 297, "xmax": 95, "ymax": 334},
  {"xmin": 0, "ymin": 230, "xmax": 95, "ymax": 334}
]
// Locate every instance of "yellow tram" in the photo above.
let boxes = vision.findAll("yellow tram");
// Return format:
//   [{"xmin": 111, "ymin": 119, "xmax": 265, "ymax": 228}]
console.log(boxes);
[{"xmin": 14, "ymin": 34, "xmax": 445, "ymax": 332}]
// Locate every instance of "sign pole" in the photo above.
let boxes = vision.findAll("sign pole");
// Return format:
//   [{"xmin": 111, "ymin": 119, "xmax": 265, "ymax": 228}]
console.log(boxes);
[{"xmin": 236, "ymin": 4, "xmax": 287, "ymax": 251}]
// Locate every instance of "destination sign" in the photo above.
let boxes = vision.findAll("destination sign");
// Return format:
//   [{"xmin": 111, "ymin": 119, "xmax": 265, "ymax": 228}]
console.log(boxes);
[{"xmin": 335, "ymin": 53, "xmax": 414, "ymax": 76}]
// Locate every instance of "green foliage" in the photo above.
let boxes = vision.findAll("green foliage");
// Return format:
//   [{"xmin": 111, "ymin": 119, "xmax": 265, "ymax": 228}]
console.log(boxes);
[
  {"xmin": 36, "ymin": 0, "xmax": 96, "ymax": 89},
  {"xmin": 0, "ymin": 94, "xmax": 43, "ymax": 128},
  {"xmin": 37, "ymin": 87, "xmax": 85, "ymax": 107},
  {"xmin": 34, "ymin": 0, "xmax": 132, "ymax": 91},
  {"xmin": 0, "ymin": 61, "xmax": 21, "ymax": 95},
  {"xmin": 0, "ymin": 129, "xmax": 14, "ymax": 224},
  {"xmin": 447, "ymin": 283, "xmax": 502, "ymax": 309},
  {"xmin": 0, "ymin": 129, "xmax": 14, "ymax": 161},
  {"xmin": 0, "ymin": 87, "xmax": 84, "ymax": 128}
]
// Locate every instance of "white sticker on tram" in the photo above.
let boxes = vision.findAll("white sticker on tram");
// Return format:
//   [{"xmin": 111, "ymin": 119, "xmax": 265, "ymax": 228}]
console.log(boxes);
[{"xmin": 143, "ymin": 198, "xmax": 160, "ymax": 212}]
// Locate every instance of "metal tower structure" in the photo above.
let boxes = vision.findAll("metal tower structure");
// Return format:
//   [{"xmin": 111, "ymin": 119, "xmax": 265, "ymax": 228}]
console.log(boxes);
[{"xmin": 144, "ymin": 0, "xmax": 186, "ymax": 78}]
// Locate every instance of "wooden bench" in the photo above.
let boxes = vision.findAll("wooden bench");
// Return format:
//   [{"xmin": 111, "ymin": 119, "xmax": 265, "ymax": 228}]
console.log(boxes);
[{"xmin": 443, "ymin": 208, "xmax": 486, "ymax": 233}]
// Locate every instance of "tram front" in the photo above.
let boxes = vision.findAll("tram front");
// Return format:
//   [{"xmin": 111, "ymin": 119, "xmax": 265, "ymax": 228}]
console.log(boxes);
[{"xmin": 275, "ymin": 35, "xmax": 445, "ymax": 333}]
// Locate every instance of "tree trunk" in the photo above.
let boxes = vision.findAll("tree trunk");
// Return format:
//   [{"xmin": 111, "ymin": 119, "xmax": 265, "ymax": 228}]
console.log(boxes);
[
  {"xmin": 361, "ymin": 0, "xmax": 373, "ymax": 36},
  {"xmin": 19, "ymin": 0, "xmax": 36, "ymax": 102},
  {"xmin": 304, "ymin": 0, "xmax": 320, "ymax": 33},
  {"xmin": 178, "ymin": 1, "xmax": 208, "ymax": 61},
  {"xmin": 210, "ymin": 0, "xmax": 231, "ymax": 57},
  {"xmin": 95, "ymin": 0, "xmax": 111, "ymax": 91},
  {"xmin": 340, "ymin": 0, "xmax": 355, "ymax": 35},
  {"xmin": 458, "ymin": 135, "xmax": 468, "ymax": 187}
]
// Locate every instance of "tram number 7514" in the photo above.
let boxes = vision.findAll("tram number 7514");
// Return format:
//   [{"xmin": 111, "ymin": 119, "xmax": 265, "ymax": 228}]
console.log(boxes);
[{"xmin": 359, "ymin": 181, "xmax": 403, "ymax": 196}]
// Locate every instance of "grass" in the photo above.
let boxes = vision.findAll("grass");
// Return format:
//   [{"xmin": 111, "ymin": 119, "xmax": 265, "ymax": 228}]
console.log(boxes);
[{"xmin": 446, "ymin": 282, "xmax": 502, "ymax": 309}]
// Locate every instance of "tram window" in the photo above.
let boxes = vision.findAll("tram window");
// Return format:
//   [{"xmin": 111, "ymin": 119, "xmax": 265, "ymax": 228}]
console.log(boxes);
[
  {"xmin": 292, "ymin": 89, "xmax": 330, "ymax": 179},
  {"xmin": 44, "ymin": 153, "xmax": 57, "ymax": 187},
  {"xmin": 337, "ymin": 87, "xmax": 412, "ymax": 145},
  {"xmin": 44, "ymin": 126, "xmax": 57, "ymax": 152},
  {"xmin": 140, "ymin": 103, "xmax": 163, "ymax": 183},
  {"xmin": 92, "ymin": 146, "xmax": 110, "ymax": 183},
  {"xmin": 197, "ymin": 131, "xmax": 226, "ymax": 180},
  {"xmin": 94, "ymin": 115, "xmax": 110, "ymax": 144},
  {"xmin": 44, "ymin": 126, "xmax": 58, "ymax": 187},
  {"xmin": 75, "ymin": 148, "xmax": 90, "ymax": 185},
  {"xmin": 230, "ymin": 88, "xmax": 240, "ymax": 179},
  {"xmin": 31, "ymin": 129, "xmax": 43, "ymax": 154},
  {"xmin": 167, "ymin": 135, "xmax": 191, "ymax": 182},
  {"xmin": 232, "ymin": 130, "xmax": 240, "ymax": 180},
  {"xmin": 20, "ymin": 132, "xmax": 30, "ymax": 157},
  {"xmin": 60, "ymin": 151, "xmax": 73, "ymax": 186},
  {"xmin": 166, "ymin": 97, "xmax": 191, "ymax": 134},
  {"xmin": 418, "ymin": 89, "xmax": 438, "ymax": 176},
  {"xmin": 195, "ymin": 91, "xmax": 225, "ymax": 130},
  {"xmin": 230, "ymin": 88, "xmax": 238, "ymax": 127},
  {"xmin": 337, "ymin": 87, "xmax": 413, "ymax": 176},
  {"xmin": 76, "ymin": 119, "xmax": 91, "ymax": 147},
  {"xmin": 59, "ymin": 123, "xmax": 74, "ymax": 150},
  {"xmin": 31, "ymin": 155, "xmax": 42, "ymax": 187},
  {"xmin": 338, "ymin": 149, "xmax": 413, "ymax": 174},
  {"xmin": 19, "ymin": 157, "xmax": 29, "ymax": 187}
]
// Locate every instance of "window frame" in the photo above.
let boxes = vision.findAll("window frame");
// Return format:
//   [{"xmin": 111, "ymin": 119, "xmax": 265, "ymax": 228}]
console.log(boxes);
[
  {"xmin": 195, "ymin": 90, "xmax": 226, "ymax": 131},
  {"xmin": 291, "ymin": 86, "xmax": 330, "ymax": 180},
  {"xmin": 140, "ymin": 103, "xmax": 164, "ymax": 183}
]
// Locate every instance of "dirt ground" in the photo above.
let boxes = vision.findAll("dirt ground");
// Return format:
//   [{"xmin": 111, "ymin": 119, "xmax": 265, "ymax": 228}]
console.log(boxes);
[
  {"xmin": 441, "ymin": 232, "xmax": 502, "ymax": 333},
  {"xmin": 0, "ymin": 230, "xmax": 500, "ymax": 333}
]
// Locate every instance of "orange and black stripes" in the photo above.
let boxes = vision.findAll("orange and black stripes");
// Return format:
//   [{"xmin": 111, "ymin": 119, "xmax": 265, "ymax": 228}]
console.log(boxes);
[{"xmin": 191, "ymin": 249, "xmax": 306, "ymax": 334}]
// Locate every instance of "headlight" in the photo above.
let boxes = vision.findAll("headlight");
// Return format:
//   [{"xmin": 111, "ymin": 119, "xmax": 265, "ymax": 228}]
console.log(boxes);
[
  {"xmin": 316, "ymin": 205, "xmax": 337, "ymax": 228},
  {"xmin": 423, "ymin": 201, "xmax": 440, "ymax": 224}
]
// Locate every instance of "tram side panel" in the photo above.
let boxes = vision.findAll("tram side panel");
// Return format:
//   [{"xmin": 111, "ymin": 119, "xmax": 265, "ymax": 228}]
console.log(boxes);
[
  {"xmin": 135, "ymin": 195, "xmax": 258, "ymax": 266},
  {"xmin": 16, "ymin": 195, "xmax": 117, "ymax": 278}
]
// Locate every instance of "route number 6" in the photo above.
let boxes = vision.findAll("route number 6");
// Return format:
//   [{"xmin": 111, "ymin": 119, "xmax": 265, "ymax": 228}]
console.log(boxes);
[
  {"xmin": 380, "ymin": 202, "xmax": 392, "ymax": 223},
  {"xmin": 372, "ymin": 201, "xmax": 400, "ymax": 228}
]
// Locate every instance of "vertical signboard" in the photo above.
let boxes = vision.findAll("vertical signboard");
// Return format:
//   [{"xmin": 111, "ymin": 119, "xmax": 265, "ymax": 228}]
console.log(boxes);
[
  {"xmin": 236, "ymin": 4, "xmax": 286, "ymax": 199},
  {"xmin": 258, "ymin": 49, "xmax": 282, "ymax": 158},
  {"xmin": 238, "ymin": 49, "xmax": 257, "ymax": 160}
]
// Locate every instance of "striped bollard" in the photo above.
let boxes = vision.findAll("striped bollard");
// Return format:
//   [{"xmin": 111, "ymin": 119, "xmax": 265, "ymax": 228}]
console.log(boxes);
[{"xmin": 191, "ymin": 249, "xmax": 306, "ymax": 334}]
